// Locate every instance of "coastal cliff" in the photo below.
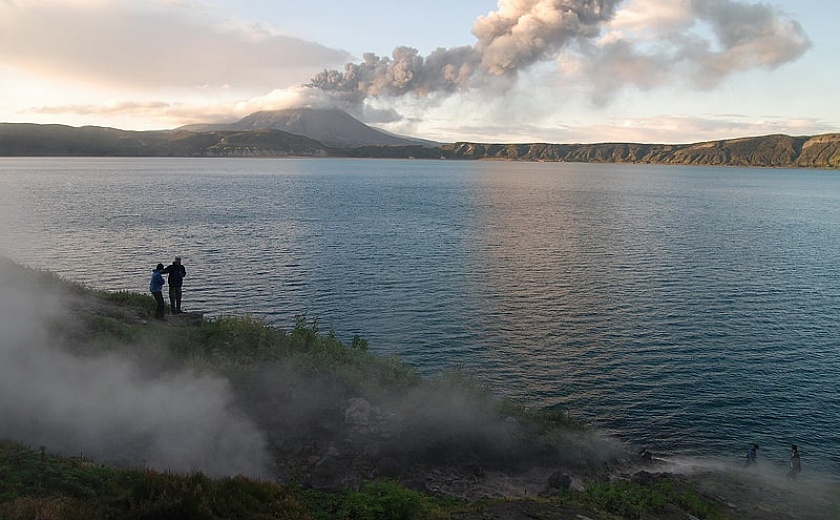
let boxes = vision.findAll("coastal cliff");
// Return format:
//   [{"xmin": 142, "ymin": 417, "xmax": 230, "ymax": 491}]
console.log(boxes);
[{"xmin": 438, "ymin": 133, "xmax": 840, "ymax": 168}]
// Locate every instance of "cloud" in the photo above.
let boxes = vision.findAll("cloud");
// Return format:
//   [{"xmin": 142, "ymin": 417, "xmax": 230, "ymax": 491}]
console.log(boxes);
[
  {"xmin": 2, "ymin": 0, "xmax": 815, "ymax": 137},
  {"xmin": 552, "ymin": 114, "xmax": 833, "ymax": 144},
  {"xmin": 0, "ymin": 0, "xmax": 350, "ymax": 91},
  {"xmin": 384, "ymin": 104, "xmax": 835, "ymax": 145},
  {"xmin": 30, "ymin": 100, "xmax": 172, "ymax": 116}
]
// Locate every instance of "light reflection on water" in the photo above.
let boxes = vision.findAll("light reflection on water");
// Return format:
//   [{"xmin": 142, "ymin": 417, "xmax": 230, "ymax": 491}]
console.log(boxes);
[{"xmin": 1, "ymin": 157, "xmax": 839, "ymax": 476}]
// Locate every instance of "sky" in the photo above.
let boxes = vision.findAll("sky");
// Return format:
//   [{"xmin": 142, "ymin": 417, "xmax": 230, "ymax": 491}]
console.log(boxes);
[{"xmin": 1, "ymin": 0, "xmax": 838, "ymax": 144}]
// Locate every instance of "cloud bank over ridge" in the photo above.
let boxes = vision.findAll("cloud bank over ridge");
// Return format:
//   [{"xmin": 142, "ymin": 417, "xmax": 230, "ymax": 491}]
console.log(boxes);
[{"xmin": 0, "ymin": 0, "xmax": 821, "ymax": 142}]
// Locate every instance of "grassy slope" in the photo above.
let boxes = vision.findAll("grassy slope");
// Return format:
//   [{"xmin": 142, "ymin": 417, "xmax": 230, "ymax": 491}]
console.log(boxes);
[{"xmin": 1, "ymin": 260, "xmax": 837, "ymax": 519}]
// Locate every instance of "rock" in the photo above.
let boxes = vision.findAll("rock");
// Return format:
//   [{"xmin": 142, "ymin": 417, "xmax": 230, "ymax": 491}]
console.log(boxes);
[
  {"xmin": 171, "ymin": 311, "xmax": 204, "ymax": 326},
  {"xmin": 547, "ymin": 471, "xmax": 571, "ymax": 490},
  {"xmin": 345, "ymin": 397, "xmax": 372, "ymax": 425},
  {"xmin": 313, "ymin": 455, "xmax": 338, "ymax": 476},
  {"xmin": 375, "ymin": 457, "xmax": 402, "ymax": 478},
  {"xmin": 630, "ymin": 470, "xmax": 660, "ymax": 486}
]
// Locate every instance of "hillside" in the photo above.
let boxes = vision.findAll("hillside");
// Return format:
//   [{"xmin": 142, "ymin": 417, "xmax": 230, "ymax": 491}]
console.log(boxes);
[
  {"xmin": 0, "ymin": 123, "xmax": 332, "ymax": 157},
  {"xmin": 439, "ymin": 133, "xmax": 840, "ymax": 168},
  {"xmin": 0, "ymin": 112, "xmax": 839, "ymax": 167},
  {"xmin": 1, "ymin": 259, "xmax": 838, "ymax": 519}
]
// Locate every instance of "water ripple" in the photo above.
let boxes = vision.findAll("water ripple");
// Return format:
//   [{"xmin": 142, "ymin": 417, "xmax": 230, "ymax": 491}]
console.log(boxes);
[{"xmin": 1, "ymin": 158, "xmax": 839, "ymax": 476}]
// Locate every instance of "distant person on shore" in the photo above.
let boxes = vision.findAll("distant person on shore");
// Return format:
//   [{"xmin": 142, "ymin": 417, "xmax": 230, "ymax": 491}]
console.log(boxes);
[
  {"xmin": 162, "ymin": 256, "xmax": 186, "ymax": 314},
  {"xmin": 788, "ymin": 444, "xmax": 802, "ymax": 480},
  {"xmin": 149, "ymin": 263, "xmax": 166, "ymax": 320},
  {"xmin": 745, "ymin": 443, "xmax": 759, "ymax": 466}
]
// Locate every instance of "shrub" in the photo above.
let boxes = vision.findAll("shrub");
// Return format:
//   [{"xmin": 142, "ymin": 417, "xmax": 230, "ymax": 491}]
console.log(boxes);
[
  {"xmin": 576, "ymin": 479, "xmax": 668, "ymax": 519},
  {"xmin": 101, "ymin": 290, "xmax": 158, "ymax": 313},
  {"xmin": 336, "ymin": 480, "xmax": 431, "ymax": 520}
]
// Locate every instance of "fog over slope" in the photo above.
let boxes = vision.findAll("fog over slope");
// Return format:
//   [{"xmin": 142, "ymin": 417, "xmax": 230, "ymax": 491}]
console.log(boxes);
[
  {"xmin": 0, "ymin": 257, "xmax": 629, "ymax": 488},
  {"xmin": 0, "ymin": 259, "xmax": 272, "ymax": 477}
]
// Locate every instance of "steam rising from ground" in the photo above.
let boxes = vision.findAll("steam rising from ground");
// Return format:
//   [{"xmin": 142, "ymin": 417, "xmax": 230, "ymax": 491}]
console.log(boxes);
[
  {"xmin": 652, "ymin": 455, "xmax": 840, "ymax": 518},
  {"xmin": 0, "ymin": 260, "xmax": 271, "ymax": 478},
  {"xmin": 303, "ymin": 0, "xmax": 810, "ymax": 114},
  {"xmin": 0, "ymin": 257, "xmax": 629, "ymax": 488}
]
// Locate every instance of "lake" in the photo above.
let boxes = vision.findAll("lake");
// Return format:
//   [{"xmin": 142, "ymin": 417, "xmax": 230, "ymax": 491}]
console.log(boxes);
[{"xmin": 1, "ymin": 157, "xmax": 838, "ymax": 476}]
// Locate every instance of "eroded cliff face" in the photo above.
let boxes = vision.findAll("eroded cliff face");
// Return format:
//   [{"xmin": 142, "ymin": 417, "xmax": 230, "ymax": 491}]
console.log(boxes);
[
  {"xmin": 439, "ymin": 134, "xmax": 840, "ymax": 168},
  {"xmin": 797, "ymin": 134, "xmax": 840, "ymax": 167}
]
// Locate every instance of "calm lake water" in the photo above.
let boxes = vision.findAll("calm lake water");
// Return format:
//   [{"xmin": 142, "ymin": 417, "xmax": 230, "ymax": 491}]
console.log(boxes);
[{"xmin": 1, "ymin": 157, "xmax": 838, "ymax": 476}]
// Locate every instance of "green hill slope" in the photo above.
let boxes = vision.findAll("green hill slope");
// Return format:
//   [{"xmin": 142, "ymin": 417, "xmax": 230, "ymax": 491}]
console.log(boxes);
[{"xmin": 1, "ymin": 121, "xmax": 838, "ymax": 167}]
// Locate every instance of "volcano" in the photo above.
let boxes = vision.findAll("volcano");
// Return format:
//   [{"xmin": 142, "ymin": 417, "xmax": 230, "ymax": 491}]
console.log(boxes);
[{"xmin": 179, "ymin": 108, "xmax": 437, "ymax": 148}]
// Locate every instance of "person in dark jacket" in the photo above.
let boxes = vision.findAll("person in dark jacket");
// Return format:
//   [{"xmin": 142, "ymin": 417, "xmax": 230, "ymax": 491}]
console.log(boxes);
[
  {"xmin": 745, "ymin": 443, "xmax": 759, "ymax": 466},
  {"xmin": 788, "ymin": 444, "xmax": 802, "ymax": 480},
  {"xmin": 149, "ymin": 263, "xmax": 166, "ymax": 319},
  {"xmin": 162, "ymin": 256, "xmax": 186, "ymax": 314}
]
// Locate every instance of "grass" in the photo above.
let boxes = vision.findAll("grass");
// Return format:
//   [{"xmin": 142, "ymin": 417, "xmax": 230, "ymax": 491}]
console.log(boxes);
[
  {"xmin": 563, "ymin": 479, "xmax": 669, "ymax": 520},
  {"xmin": 0, "ymin": 441, "xmax": 450, "ymax": 520},
  {"xmin": 4, "ymin": 260, "xmax": 808, "ymax": 520}
]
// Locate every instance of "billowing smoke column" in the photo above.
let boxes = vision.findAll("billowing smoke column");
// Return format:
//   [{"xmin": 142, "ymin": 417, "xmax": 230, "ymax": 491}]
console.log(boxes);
[
  {"xmin": 309, "ymin": 0, "xmax": 620, "ymax": 101},
  {"xmin": 473, "ymin": 0, "xmax": 620, "ymax": 75},
  {"xmin": 306, "ymin": 0, "xmax": 810, "ymax": 110},
  {"xmin": 307, "ymin": 45, "xmax": 479, "ymax": 105}
]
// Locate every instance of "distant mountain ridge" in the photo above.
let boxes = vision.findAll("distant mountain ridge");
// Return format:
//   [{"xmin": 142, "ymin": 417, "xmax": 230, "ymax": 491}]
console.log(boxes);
[
  {"xmin": 0, "ymin": 124, "xmax": 332, "ymax": 157},
  {"xmin": 0, "ymin": 108, "xmax": 838, "ymax": 168},
  {"xmin": 437, "ymin": 134, "xmax": 840, "ymax": 168},
  {"xmin": 180, "ymin": 108, "xmax": 437, "ymax": 148}
]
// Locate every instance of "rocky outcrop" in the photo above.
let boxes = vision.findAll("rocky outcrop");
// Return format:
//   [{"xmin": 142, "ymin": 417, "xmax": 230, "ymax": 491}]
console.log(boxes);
[{"xmin": 439, "ymin": 134, "xmax": 840, "ymax": 168}]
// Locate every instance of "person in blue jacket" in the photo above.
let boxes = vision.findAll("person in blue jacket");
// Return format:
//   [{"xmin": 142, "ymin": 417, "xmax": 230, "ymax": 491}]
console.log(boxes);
[{"xmin": 149, "ymin": 263, "xmax": 166, "ymax": 320}]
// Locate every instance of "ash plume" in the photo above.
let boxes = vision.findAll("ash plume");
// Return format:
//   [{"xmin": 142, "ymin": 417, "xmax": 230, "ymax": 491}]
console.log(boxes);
[
  {"xmin": 304, "ymin": 0, "xmax": 810, "ymax": 113},
  {"xmin": 308, "ymin": 0, "xmax": 620, "ymax": 103},
  {"xmin": 583, "ymin": 0, "xmax": 812, "ymax": 103}
]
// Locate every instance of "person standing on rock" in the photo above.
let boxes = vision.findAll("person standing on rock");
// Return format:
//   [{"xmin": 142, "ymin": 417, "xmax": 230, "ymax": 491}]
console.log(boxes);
[
  {"xmin": 149, "ymin": 263, "xmax": 166, "ymax": 320},
  {"xmin": 745, "ymin": 443, "xmax": 759, "ymax": 466},
  {"xmin": 162, "ymin": 256, "xmax": 186, "ymax": 314},
  {"xmin": 788, "ymin": 444, "xmax": 802, "ymax": 480}
]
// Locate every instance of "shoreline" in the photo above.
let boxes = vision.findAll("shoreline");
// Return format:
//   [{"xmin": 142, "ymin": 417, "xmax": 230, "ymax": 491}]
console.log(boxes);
[{"xmin": 1, "ymin": 258, "xmax": 838, "ymax": 518}]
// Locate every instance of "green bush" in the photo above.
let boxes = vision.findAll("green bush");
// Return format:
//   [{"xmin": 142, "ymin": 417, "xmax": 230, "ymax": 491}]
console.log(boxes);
[
  {"xmin": 193, "ymin": 314, "xmax": 288, "ymax": 361},
  {"xmin": 101, "ymin": 290, "xmax": 157, "ymax": 313},
  {"xmin": 0, "ymin": 441, "xmax": 452, "ymax": 520},
  {"xmin": 336, "ymin": 480, "xmax": 431, "ymax": 520},
  {"xmin": 576, "ymin": 479, "xmax": 668, "ymax": 519}
]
